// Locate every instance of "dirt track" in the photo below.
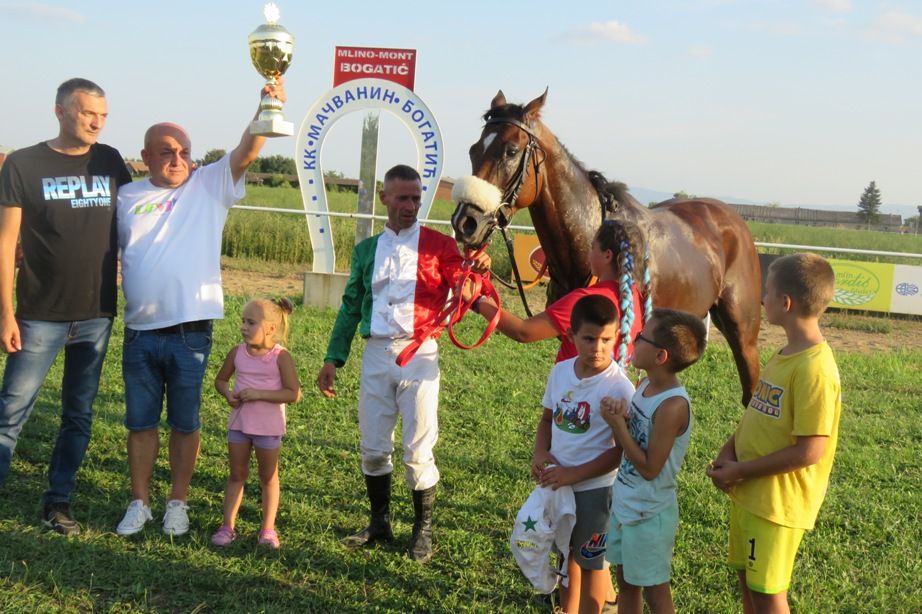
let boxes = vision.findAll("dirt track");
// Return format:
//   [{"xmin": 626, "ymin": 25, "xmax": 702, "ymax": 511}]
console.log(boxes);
[{"xmin": 221, "ymin": 262, "xmax": 922, "ymax": 354}]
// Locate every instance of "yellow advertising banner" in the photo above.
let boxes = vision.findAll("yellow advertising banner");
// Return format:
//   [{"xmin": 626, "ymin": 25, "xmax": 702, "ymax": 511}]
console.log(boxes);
[
  {"xmin": 827, "ymin": 259, "xmax": 894, "ymax": 313},
  {"xmin": 512, "ymin": 235, "xmax": 551, "ymax": 282}
]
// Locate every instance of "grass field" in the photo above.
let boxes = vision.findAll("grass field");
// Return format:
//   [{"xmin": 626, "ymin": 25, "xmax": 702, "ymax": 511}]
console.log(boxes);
[
  {"xmin": 1, "ymin": 292, "xmax": 920, "ymax": 613},
  {"xmin": 2, "ymin": 186, "xmax": 920, "ymax": 611}
]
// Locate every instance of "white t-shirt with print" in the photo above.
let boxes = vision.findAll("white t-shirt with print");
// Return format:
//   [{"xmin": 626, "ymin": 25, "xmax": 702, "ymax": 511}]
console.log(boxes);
[
  {"xmin": 541, "ymin": 358, "xmax": 635, "ymax": 492},
  {"xmin": 117, "ymin": 154, "xmax": 244, "ymax": 330}
]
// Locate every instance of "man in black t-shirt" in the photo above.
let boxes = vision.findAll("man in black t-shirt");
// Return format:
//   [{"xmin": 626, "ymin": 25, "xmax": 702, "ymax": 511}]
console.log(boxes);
[{"xmin": 0, "ymin": 78, "xmax": 131, "ymax": 535}]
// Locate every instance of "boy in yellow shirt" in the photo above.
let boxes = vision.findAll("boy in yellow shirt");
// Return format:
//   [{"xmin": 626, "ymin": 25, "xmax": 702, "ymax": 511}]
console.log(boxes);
[{"xmin": 708, "ymin": 253, "xmax": 841, "ymax": 614}]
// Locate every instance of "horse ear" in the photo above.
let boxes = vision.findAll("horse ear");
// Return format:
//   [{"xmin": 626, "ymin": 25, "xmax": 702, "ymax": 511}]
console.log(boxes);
[
  {"xmin": 524, "ymin": 88, "xmax": 548, "ymax": 121},
  {"xmin": 491, "ymin": 90, "xmax": 506, "ymax": 109}
]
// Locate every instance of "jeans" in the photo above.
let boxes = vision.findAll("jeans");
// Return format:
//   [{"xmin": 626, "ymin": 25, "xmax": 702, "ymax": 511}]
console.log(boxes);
[
  {"xmin": 0, "ymin": 317, "xmax": 113, "ymax": 504},
  {"xmin": 122, "ymin": 325, "xmax": 213, "ymax": 433}
]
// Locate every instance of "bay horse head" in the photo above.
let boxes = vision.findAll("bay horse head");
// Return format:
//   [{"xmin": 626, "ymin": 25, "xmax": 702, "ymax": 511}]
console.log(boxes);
[{"xmin": 450, "ymin": 89, "xmax": 548, "ymax": 248}]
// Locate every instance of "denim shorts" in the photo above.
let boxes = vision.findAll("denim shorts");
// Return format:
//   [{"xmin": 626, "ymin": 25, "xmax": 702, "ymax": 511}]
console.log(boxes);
[{"xmin": 122, "ymin": 324, "xmax": 213, "ymax": 432}]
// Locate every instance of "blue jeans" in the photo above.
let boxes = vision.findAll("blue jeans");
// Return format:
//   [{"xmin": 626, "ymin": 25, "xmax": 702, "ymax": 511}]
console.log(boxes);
[
  {"xmin": 0, "ymin": 317, "xmax": 113, "ymax": 504},
  {"xmin": 122, "ymin": 325, "xmax": 213, "ymax": 433}
]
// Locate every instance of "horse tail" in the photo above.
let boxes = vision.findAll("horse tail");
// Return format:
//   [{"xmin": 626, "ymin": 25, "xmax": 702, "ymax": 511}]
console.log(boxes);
[{"xmin": 617, "ymin": 238, "xmax": 636, "ymax": 369}]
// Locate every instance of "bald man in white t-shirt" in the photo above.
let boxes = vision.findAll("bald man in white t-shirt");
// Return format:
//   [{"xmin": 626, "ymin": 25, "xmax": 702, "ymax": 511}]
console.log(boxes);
[{"xmin": 114, "ymin": 80, "xmax": 285, "ymax": 538}]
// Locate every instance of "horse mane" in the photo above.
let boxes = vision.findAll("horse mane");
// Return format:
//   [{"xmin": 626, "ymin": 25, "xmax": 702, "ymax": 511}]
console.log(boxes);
[
  {"xmin": 588, "ymin": 171, "xmax": 630, "ymax": 215},
  {"xmin": 482, "ymin": 104, "xmax": 527, "ymax": 123},
  {"xmin": 484, "ymin": 104, "xmax": 631, "ymax": 215}
]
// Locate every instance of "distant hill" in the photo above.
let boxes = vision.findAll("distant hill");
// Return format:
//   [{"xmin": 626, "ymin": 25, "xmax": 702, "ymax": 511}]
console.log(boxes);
[
  {"xmin": 628, "ymin": 186, "xmax": 760, "ymax": 207},
  {"xmin": 626, "ymin": 186, "xmax": 917, "ymax": 220}
]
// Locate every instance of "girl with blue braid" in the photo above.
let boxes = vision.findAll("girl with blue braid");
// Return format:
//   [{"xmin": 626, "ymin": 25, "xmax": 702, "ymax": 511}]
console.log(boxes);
[{"xmin": 466, "ymin": 219, "xmax": 650, "ymax": 366}]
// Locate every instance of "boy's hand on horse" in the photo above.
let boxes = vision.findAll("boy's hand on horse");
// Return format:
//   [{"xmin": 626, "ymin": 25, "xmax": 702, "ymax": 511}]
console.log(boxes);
[{"xmin": 317, "ymin": 362, "xmax": 337, "ymax": 398}]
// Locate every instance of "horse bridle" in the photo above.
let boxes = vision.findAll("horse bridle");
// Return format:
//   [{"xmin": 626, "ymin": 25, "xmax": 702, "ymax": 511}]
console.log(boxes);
[
  {"xmin": 483, "ymin": 116, "xmax": 544, "ymax": 226},
  {"xmin": 479, "ymin": 116, "xmax": 546, "ymax": 316}
]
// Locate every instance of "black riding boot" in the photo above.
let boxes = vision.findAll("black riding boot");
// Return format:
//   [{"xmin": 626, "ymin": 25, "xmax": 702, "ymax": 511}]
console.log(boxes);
[
  {"xmin": 409, "ymin": 485, "xmax": 436, "ymax": 563},
  {"xmin": 345, "ymin": 473, "xmax": 394, "ymax": 548}
]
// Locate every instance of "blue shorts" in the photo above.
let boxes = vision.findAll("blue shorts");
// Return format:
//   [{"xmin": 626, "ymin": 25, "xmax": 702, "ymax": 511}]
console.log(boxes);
[
  {"xmin": 606, "ymin": 501, "xmax": 679, "ymax": 587},
  {"xmin": 228, "ymin": 429, "xmax": 282, "ymax": 450},
  {"xmin": 122, "ymin": 324, "xmax": 213, "ymax": 433}
]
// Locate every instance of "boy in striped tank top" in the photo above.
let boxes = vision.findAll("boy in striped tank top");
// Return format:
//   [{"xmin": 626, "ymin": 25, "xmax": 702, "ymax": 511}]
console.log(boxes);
[{"xmin": 600, "ymin": 308, "xmax": 707, "ymax": 614}]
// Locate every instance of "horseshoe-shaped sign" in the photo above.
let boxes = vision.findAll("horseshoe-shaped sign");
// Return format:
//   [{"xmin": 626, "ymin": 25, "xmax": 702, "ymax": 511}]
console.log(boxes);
[{"xmin": 295, "ymin": 78, "xmax": 444, "ymax": 273}]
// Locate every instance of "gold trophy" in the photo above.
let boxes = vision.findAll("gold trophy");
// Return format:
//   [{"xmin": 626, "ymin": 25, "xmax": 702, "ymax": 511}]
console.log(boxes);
[{"xmin": 248, "ymin": 3, "xmax": 295, "ymax": 136}]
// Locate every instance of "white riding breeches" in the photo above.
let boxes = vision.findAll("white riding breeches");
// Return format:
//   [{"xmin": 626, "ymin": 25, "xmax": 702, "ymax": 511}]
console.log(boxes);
[{"xmin": 358, "ymin": 337, "xmax": 440, "ymax": 490}]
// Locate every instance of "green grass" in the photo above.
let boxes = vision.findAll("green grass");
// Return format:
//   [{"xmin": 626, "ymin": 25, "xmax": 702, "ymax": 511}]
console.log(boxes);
[
  {"xmin": 1, "ymin": 292, "xmax": 920, "ymax": 612},
  {"xmin": 748, "ymin": 222, "xmax": 922, "ymax": 264},
  {"xmin": 825, "ymin": 313, "xmax": 894, "ymax": 334},
  {"xmin": 225, "ymin": 187, "xmax": 516, "ymax": 277}
]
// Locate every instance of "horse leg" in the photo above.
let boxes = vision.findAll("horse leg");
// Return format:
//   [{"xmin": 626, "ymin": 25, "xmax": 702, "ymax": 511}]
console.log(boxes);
[{"xmin": 709, "ymin": 290, "xmax": 761, "ymax": 407}]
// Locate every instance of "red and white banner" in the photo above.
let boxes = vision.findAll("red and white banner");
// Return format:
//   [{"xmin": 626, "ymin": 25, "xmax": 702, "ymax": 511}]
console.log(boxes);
[{"xmin": 333, "ymin": 46, "xmax": 417, "ymax": 90}]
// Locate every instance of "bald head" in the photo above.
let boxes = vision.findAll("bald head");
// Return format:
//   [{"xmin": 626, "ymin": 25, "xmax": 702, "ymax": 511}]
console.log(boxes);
[
  {"xmin": 141, "ymin": 122, "xmax": 193, "ymax": 188},
  {"xmin": 144, "ymin": 122, "xmax": 190, "ymax": 150}
]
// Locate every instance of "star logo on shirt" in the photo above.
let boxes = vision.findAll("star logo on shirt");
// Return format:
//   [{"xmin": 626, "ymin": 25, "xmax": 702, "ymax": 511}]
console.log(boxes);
[{"xmin": 522, "ymin": 516, "xmax": 538, "ymax": 532}]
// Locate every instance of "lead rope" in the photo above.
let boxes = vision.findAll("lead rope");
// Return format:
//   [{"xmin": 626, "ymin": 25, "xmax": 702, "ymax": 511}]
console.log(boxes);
[{"xmin": 396, "ymin": 246, "xmax": 501, "ymax": 367}]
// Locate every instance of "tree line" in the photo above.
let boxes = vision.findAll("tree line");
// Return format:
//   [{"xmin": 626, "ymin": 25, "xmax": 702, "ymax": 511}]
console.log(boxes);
[{"xmin": 200, "ymin": 150, "xmax": 907, "ymax": 231}]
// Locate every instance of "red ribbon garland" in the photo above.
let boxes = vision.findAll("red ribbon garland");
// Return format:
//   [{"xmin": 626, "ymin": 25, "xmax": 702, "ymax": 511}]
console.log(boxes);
[{"xmin": 395, "ymin": 247, "xmax": 501, "ymax": 367}]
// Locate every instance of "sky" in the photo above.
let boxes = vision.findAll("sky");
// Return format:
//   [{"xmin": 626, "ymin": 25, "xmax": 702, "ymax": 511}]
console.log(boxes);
[{"xmin": 1, "ymin": 0, "xmax": 919, "ymax": 216}]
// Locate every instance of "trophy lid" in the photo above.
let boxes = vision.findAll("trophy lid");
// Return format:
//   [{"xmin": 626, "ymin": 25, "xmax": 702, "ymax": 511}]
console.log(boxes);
[
  {"xmin": 249, "ymin": 3, "xmax": 294, "ymax": 45},
  {"xmin": 248, "ymin": 23, "xmax": 295, "ymax": 46}
]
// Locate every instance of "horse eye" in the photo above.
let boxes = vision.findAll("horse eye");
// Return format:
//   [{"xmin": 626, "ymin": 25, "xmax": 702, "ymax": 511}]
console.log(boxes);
[{"xmin": 505, "ymin": 145, "xmax": 519, "ymax": 158}]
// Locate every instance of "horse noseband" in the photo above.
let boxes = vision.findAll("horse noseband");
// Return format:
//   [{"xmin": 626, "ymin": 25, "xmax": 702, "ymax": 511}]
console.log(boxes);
[{"xmin": 451, "ymin": 201, "xmax": 495, "ymax": 248}]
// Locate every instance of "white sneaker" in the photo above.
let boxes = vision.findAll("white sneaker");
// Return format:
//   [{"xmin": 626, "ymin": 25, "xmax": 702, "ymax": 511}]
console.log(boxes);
[
  {"xmin": 162, "ymin": 499, "xmax": 190, "ymax": 536},
  {"xmin": 116, "ymin": 499, "xmax": 153, "ymax": 536}
]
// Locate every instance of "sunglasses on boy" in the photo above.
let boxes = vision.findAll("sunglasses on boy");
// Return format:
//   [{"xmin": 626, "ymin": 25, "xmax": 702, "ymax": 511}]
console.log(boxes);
[{"xmin": 634, "ymin": 331, "xmax": 666, "ymax": 350}]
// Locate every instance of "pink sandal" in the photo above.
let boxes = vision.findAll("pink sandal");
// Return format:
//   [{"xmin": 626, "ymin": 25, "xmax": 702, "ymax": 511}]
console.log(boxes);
[
  {"xmin": 258, "ymin": 528, "xmax": 280, "ymax": 549},
  {"xmin": 210, "ymin": 525, "xmax": 237, "ymax": 546}
]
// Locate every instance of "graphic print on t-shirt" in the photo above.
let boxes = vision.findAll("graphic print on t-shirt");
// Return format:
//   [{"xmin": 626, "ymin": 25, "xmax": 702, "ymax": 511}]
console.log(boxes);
[
  {"xmin": 750, "ymin": 378, "xmax": 784, "ymax": 419},
  {"xmin": 553, "ymin": 390, "xmax": 591, "ymax": 434},
  {"xmin": 41, "ymin": 175, "xmax": 112, "ymax": 208},
  {"xmin": 617, "ymin": 400, "xmax": 647, "ymax": 483},
  {"xmin": 127, "ymin": 197, "xmax": 176, "ymax": 216}
]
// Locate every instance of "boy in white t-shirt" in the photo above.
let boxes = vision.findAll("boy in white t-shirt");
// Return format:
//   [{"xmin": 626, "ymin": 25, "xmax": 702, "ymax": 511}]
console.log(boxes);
[{"xmin": 534, "ymin": 294, "xmax": 634, "ymax": 613}]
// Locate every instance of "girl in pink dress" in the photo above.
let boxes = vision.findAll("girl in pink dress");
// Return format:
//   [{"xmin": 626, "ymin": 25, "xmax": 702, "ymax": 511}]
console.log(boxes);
[{"xmin": 211, "ymin": 298, "xmax": 301, "ymax": 549}]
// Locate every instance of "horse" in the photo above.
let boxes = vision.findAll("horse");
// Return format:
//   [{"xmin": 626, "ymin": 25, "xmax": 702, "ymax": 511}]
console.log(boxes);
[{"xmin": 450, "ymin": 90, "xmax": 762, "ymax": 406}]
